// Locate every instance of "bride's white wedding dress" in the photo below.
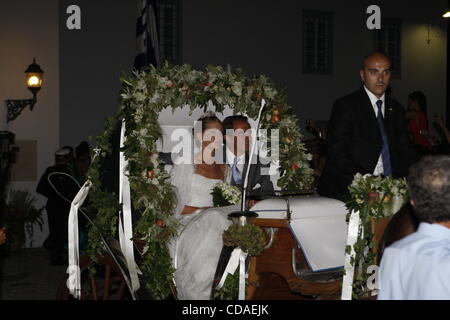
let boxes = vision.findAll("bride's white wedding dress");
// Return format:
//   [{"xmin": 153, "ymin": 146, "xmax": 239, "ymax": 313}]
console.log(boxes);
[{"xmin": 169, "ymin": 162, "xmax": 239, "ymax": 300}]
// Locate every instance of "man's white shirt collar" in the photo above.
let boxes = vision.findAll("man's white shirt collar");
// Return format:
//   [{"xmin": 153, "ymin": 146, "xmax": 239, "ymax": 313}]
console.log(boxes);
[
  {"xmin": 364, "ymin": 85, "xmax": 386, "ymax": 117},
  {"xmin": 226, "ymin": 147, "xmax": 245, "ymax": 165}
]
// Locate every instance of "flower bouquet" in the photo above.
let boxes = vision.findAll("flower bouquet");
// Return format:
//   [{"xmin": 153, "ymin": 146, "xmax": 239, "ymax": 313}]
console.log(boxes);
[
  {"xmin": 347, "ymin": 173, "xmax": 409, "ymax": 219},
  {"xmin": 211, "ymin": 182, "xmax": 242, "ymax": 207}
]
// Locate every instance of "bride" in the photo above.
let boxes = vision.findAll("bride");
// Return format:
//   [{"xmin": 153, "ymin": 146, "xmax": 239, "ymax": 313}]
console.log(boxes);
[{"xmin": 169, "ymin": 112, "xmax": 239, "ymax": 300}]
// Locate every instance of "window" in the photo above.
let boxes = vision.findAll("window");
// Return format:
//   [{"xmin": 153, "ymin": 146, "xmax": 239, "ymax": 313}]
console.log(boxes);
[
  {"xmin": 302, "ymin": 10, "xmax": 333, "ymax": 74},
  {"xmin": 374, "ymin": 19, "xmax": 402, "ymax": 78},
  {"xmin": 156, "ymin": 0, "xmax": 181, "ymax": 65}
]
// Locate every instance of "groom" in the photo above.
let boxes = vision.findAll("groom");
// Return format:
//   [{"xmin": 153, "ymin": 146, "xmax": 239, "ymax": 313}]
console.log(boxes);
[{"xmin": 222, "ymin": 115, "xmax": 274, "ymax": 201}]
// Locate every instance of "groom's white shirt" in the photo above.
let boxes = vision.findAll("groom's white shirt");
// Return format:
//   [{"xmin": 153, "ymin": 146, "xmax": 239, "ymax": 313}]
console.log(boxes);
[{"xmin": 364, "ymin": 85, "xmax": 385, "ymax": 176}]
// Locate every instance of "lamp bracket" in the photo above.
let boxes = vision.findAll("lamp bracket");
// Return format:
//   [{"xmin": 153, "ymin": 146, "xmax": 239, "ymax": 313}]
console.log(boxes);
[{"xmin": 5, "ymin": 98, "xmax": 36, "ymax": 122}]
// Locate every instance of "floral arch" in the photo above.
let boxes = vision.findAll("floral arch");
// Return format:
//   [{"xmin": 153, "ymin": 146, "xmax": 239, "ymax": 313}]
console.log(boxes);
[{"xmin": 86, "ymin": 63, "xmax": 314, "ymax": 298}]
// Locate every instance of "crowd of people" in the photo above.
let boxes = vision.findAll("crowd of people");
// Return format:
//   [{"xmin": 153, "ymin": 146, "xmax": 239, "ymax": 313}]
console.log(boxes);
[{"xmin": 313, "ymin": 51, "xmax": 449, "ymax": 299}]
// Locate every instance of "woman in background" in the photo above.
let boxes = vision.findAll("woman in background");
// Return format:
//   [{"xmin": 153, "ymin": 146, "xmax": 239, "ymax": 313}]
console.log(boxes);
[
  {"xmin": 406, "ymin": 91, "xmax": 433, "ymax": 154},
  {"xmin": 0, "ymin": 227, "xmax": 6, "ymax": 246}
]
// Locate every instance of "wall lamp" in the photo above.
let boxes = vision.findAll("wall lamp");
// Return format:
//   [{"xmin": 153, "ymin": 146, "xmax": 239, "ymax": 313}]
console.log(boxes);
[
  {"xmin": 5, "ymin": 58, "xmax": 44, "ymax": 122},
  {"xmin": 425, "ymin": 9, "xmax": 450, "ymax": 44}
]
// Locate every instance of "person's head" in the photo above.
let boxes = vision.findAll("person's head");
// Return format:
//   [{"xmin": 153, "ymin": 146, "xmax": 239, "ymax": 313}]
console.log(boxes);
[
  {"xmin": 360, "ymin": 51, "xmax": 392, "ymax": 99},
  {"xmin": 76, "ymin": 141, "xmax": 91, "ymax": 166},
  {"xmin": 223, "ymin": 115, "xmax": 251, "ymax": 156},
  {"xmin": 75, "ymin": 141, "xmax": 90, "ymax": 159},
  {"xmin": 54, "ymin": 147, "xmax": 73, "ymax": 165},
  {"xmin": 194, "ymin": 112, "xmax": 223, "ymax": 151},
  {"xmin": 407, "ymin": 91, "xmax": 427, "ymax": 113},
  {"xmin": 407, "ymin": 155, "xmax": 450, "ymax": 224},
  {"xmin": 62, "ymin": 146, "xmax": 74, "ymax": 159},
  {"xmin": 377, "ymin": 203, "xmax": 419, "ymax": 264}
]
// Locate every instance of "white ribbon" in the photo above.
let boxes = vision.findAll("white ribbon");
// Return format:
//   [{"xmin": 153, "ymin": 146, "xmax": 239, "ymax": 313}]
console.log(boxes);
[
  {"xmin": 238, "ymin": 249, "xmax": 247, "ymax": 300},
  {"xmin": 216, "ymin": 248, "xmax": 241, "ymax": 290},
  {"xmin": 215, "ymin": 248, "xmax": 247, "ymax": 300},
  {"xmin": 119, "ymin": 119, "xmax": 142, "ymax": 293},
  {"xmin": 341, "ymin": 210, "xmax": 362, "ymax": 300},
  {"xmin": 67, "ymin": 180, "xmax": 92, "ymax": 299}
]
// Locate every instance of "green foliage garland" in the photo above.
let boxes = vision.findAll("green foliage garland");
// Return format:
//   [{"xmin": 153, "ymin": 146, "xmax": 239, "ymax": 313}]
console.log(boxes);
[
  {"xmin": 86, "ymin": 63, "xmax": 314, "ymax": 299},
  {"xmin": 212, "ymin": 269, "xmax": 241, "ymax": 300},
  {"xmin": 345, "ymin": 174, "xmax": 408, "ymax": 299}
]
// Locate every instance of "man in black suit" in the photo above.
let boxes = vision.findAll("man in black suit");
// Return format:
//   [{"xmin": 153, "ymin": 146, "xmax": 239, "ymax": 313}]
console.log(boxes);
[
  {"xmin": 37, "ymin": 147, "xmax": 79, "ymax": 265},
  {"xmin": 222, "ymin": 115, "xmax": 274, "ymax": 201},
  {"xmin": 318, "ymin": 52, "xmax": 411, "ymax": 202}
]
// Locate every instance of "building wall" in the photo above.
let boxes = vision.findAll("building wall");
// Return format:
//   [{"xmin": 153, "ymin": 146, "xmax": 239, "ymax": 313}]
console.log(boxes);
[
  {"xmin": 57, "ymin": 0, "xmax": 448, "ymax": 140},
  {"xmin": 0, "ymin": 0, "xmax": 60, "ymax": 247},
  {"xmin": 59, "ymin": 0, "xmax": 137, "ymax": 147},
  {"xmin": 57, "ymin": 0, "xmax": 448, "ymax": 145},
  {"xmin": 182, "ymin": 0, "xmax": 448, "ymax": 137}
]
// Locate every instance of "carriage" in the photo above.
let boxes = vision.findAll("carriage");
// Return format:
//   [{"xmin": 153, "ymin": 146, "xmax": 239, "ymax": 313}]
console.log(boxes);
[
  {"xmin": 54, "ymin": 190, "xmax": 396, "ymax": 300},
  {"xmin": 53, "ymin": 64, "xmax": 408, "ymax": 300}
]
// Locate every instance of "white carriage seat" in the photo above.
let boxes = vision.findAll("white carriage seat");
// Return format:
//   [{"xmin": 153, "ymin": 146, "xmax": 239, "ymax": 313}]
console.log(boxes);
[{"xmin": 250, "ymin": 195, "xmax": 348, "ymax": 272}]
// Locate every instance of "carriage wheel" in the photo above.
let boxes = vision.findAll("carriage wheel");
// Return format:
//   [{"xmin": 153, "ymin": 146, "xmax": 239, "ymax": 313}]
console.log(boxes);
[{"xmin": 56, "ymin": 254, "xmax": 131, "ymax": 300}]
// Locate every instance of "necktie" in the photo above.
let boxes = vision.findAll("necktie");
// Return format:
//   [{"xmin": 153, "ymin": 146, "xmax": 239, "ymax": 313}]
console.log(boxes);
[
  {"xmin": 376, "ymin": 100, "xmax": 392, "ymax": 176},
  {"xmin": 232, "ymin": 157, "xmax": 243, "ymax": 185}
]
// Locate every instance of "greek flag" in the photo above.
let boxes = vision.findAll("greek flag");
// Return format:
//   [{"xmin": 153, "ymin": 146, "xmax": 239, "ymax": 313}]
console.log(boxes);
[{"xmin": 134, "ymin": 0, "xmax": 160, "ymax": 70}]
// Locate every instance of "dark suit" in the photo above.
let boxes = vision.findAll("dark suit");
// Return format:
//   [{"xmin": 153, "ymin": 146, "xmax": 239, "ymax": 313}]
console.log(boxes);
[
  {"xmin": 227, "ymin": 152, "xmax": 274, "ymax": 197},
  {"xmin": 318, "ymin": 87, "xmax": 412, "ymax": 202},
  {"xmin": 36, "ymin": 164, "xmax": 78, "ymax": 260}
]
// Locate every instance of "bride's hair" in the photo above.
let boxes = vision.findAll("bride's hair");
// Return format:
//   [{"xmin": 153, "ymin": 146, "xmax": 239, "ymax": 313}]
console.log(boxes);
[
  {"xmin": 195, "ymin": 111, "xmax": 222, "ymax": 133},
  {"xmin": 192, "ymin": 111, "xmax": 223, "ymax": 149}
]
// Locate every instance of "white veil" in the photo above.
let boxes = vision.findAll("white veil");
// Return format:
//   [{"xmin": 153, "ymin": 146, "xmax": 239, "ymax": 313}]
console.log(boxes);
[
  {"xmin": 169, "ymin": 110, "xmax": 220, "ymax": 217},
  {"xmin": 166, "ymin": 111, "xmax": 242, "ymax": 300},
  {"xmin": 170, "ymin": 158, "xmax": 194, "ymax": 217}
]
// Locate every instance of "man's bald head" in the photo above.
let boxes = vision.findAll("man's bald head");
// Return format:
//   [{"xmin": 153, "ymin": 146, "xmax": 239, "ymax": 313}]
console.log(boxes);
[
  {"xmin": 362, "ymin": 51, "xmax": 392, "ymax": 69},
  {"xmin": 360, "ymin": 51, "xmax": 392, "ymax": 98}
]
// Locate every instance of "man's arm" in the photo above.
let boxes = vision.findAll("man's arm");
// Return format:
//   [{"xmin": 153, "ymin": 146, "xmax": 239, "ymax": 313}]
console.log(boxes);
[
  {"xmin": 247, "ymin": 159, "xmax": 274, "ymax": 198},
  {"xmin": 36, "ymin": 168, "xmax": 52, "ymax": 198},
  {"xmin": 436, "ymin": 115, "xmax": 450, "ymax": 144},
  {"xmin": 325, "ymin": 99, "xmax": 358, "ymax": 174},
  {"xmin": 256, "ymin": 160, "xmax": 274, "ymax": 194}
]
